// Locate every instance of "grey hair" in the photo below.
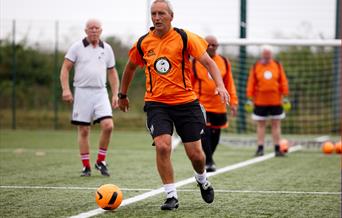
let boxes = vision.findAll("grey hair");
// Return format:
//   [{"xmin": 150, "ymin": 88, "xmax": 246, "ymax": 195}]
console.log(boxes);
[
  {"xmin": 261, "ymin": 44, "xmax": 273, "ymax": 53},
  {"xmin": 85, "ymin": 19, "xmax": 102, "ymax": 29},
  {"xmin": 152, "ymin": 0, "xmax": 174, "ymax": 15}
]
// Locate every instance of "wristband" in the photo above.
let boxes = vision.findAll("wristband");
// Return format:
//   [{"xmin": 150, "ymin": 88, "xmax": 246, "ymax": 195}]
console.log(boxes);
[{"xmin": 118, "ymin": 93, "xmax": 127, "ymax": 99}]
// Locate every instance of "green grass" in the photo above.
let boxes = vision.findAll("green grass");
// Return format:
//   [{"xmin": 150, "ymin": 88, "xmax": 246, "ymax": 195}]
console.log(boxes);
[
  {"xmin": 0, "ymin": 130, "xmax": 340, "ymax": 217},
  {"xmin": 0, "ymin": 109, "xmax": 146, "ymax": 130}
]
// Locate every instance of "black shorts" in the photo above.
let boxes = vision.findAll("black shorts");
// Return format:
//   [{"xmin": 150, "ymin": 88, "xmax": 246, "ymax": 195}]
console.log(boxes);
[
  {"xmin": 252, "ymin": 105, "xmax": 285, "ymax": 120},
  {"xmin": 144, "ymin": 100, "xmax": 206, "ymax": 143},
  {"xmin": 206, "ymin": 112, "xmax": 227, "ymax": 128}
]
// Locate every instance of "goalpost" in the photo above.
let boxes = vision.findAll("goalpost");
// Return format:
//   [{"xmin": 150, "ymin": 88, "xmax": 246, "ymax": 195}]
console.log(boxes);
[{"xmin": 219, "ymin": 38, "xmax": 341, "ymax": 136}]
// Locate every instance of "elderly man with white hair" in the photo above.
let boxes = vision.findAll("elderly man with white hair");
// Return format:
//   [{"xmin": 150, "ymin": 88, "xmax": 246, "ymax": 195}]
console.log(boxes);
[
  {"xmin": 245, "ymin": 45, "xmax": 290, "ymax": 157},
  {"xmin": 60, "ymin": 19, "xmax": 119, "ymax": 177}
]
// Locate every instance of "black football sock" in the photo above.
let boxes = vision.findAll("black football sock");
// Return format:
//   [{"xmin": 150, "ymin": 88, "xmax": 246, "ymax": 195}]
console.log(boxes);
[{"xmin": 274, "ymin": 144, "xmax": 280, "ymax": 152}]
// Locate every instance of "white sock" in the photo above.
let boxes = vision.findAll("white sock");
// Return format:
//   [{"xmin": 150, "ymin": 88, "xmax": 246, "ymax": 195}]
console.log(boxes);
[
  {"xmin": 164, "ymin": 183, "xmax": 178, "ymax": 199},
  {"xmin": 195, "ymin": 171, "xmax": 207, "ymax": 184}
]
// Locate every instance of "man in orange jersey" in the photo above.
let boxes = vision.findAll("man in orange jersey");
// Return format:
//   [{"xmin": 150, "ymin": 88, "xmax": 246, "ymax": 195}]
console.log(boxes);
[
  {"xmin": 191, "ymin": 35, "xmax": 238, "ymax": 172},
  {"xmin": 118, "ymin": 0, "xmax": 229, "ymax": 210},
  {"xmin": 246, "ymin": 45, "xmax": 289, "ymax": 157}
]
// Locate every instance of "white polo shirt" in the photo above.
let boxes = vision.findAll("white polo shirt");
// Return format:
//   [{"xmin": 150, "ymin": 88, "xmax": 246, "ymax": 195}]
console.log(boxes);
[{"xmin": 65, "ymin": 38, "xmax": 115, "ymax": 88}]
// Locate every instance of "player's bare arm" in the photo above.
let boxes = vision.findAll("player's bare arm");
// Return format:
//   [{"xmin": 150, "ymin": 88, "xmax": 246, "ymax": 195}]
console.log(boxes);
[
  {"xmin": 118, "ymin": 60, "xmax": 138, "ymax": 112},
  {"xmin": 230, "ymin": 105, "xmax": 238, "ymax": 117},
  {"xmin": 60, "ymin": 59, "xmax": 74, "ymax": 104},
  {"xmin": 197, "ymin": 52, "xmax": 230, "ymax": 104},
  {"xmin": 108, "ymin": 67, "xmax": 120, "ymax": 109}
]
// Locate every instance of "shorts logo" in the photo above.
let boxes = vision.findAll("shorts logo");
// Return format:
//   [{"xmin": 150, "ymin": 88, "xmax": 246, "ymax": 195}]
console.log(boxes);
[
  {"xmin": 73, "ymin": 112, "xmax": 79, "ymax": 118},
  {"xmin": 264, "ymin": 71, "xmax": 273, "ymax": 80},
  {"xmin": 154, "ymin": 57, "xmax": 171, "ymax": 74},
  {"xmin": 149, "ymin": 125, "xmax": 154, "ymax": 135}
]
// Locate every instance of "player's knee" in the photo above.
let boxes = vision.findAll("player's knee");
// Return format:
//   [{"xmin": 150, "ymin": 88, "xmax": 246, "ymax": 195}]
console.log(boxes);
[
  {"xmin": 101, "ymin": 120, "xmax": 113, "ymax": 133},
  {"xmin": 79, "ymin": 126, "xmax": 90, "ymax": 138},
  {"xmin": 103, "ymin": 123, "xmax": 113, "ymax": 133},
  {"xmin": 189, "ymin": 148, "xmax": 205, "ymax": 162},
  {"xmin": 155, "ymin": 139, "xmax": 172, "ymax": 156}
]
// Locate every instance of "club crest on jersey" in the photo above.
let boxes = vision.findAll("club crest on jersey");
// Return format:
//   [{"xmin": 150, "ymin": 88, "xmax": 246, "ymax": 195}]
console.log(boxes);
[
  {"xmin": 263, "ymin": 71, "xmax": 273, "ymax": 80},
  {"xmin": 154, "ymin": 57, "xmax": 171, "ymax": 74}
]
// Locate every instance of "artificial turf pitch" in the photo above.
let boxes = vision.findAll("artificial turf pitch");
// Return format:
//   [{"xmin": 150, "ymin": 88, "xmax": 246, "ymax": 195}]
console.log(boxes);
[{"xmin": 0, "ymin": 130, "xmax": 340, "ymax": 217}]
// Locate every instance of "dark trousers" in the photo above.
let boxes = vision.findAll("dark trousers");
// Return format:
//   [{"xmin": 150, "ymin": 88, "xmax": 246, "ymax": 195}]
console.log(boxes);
[{"xmin": 201, "ymin": 127, "xmax": 221, "ymax": 165}]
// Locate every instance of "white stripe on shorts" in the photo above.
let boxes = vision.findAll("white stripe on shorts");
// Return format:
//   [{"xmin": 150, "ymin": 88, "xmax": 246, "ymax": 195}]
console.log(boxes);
[{"xmin": 252, "ymin": 112, "xmax": 285, "ymax": 121}]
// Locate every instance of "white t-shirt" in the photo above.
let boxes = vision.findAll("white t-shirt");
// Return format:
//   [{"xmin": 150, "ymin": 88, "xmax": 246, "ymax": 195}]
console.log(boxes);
[{"xmin": 65, "ymin": 38, "xmax": 115, "ymax": 88}]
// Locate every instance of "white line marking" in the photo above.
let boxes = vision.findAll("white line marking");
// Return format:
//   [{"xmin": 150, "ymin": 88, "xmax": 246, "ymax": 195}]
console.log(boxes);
[
  {"xmin": 171, "ymin": 133, "xmax": 182, "ymax": 150},
  {"xmin": 315, "ymin": 135, "xmax": 330, "ymax": 142},
  {"xmin": 68, "ymin": 145, "xmax": 302, "ymax": 218},
  {"xmin": 0, "ymin": 186, "xmax": 152, "ymax": 191},
  {"xmin": 178, "ymin": 189, "xmax": 341, "ymax": 195},
  {"xmin": 1, "ymin": 186, "xmax": 339, "ymax": 195}
]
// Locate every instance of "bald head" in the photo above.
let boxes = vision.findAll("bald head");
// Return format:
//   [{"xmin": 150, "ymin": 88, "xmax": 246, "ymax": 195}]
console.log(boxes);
[
  {"xmin": 84, "ymin": 19, "xmax": 102, "ymax": 46},
  {"xmin": 205, "ymin": 35, "xmax": 219, "ymax": 57}
]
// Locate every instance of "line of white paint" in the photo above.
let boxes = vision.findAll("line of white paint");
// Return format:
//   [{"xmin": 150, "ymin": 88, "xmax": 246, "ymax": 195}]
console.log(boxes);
[
  {"xmin": 70, "ymin": 145, "xmax": 302, "ymax": 218},
  {"xmin": 1, "ymin": 185, "xmax": 339, "ymax": 196},
  {"xmin": 178, "ymin": 189, "xmax": 341, "ymax": 195},
  {"xmin": 0, "ymin": 186, "xmax": 152, "ymax": 191}
]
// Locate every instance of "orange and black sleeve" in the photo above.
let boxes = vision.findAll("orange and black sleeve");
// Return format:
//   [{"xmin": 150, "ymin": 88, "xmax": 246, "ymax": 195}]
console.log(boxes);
[
  {"xmin": 224, "ymin": 60, "xmax": 238, "ymax": 106},
  {"xmin": 246, "ymin": 65, "xmax": 256, "ymax": 99},
  {"xmin": 278, "ymin": 64, "xmax": 289, "ymax": 96}
]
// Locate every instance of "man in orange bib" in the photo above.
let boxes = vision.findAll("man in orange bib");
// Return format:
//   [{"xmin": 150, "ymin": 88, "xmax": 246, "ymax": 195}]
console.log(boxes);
[
  {"xmin": 246, "ymin": 45, "xmax": 289, "ymax": 157},
  {"xmin": 191, "ymin": 35, "xmax": 238, "ymax": 172},
  {"xmin": 118, "ymin": 0, "xmax": 229, "ymax": 210}
]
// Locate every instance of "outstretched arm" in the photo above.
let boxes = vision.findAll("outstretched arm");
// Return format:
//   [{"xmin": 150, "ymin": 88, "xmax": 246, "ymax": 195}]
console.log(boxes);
[
  {"xmin": 118, "ymin": 60, "xmax": 138, "ymax": 112},
  {"xmin": 197, "ymin": 52, "xmax": 230, "ymax": 104},
  {"xmin": 60, "ymin": 59, "xmax": 74, "ymax": 104},
  {"xmin": 107, "ymin": 67, "xmax": 120, "ymax": 109}
]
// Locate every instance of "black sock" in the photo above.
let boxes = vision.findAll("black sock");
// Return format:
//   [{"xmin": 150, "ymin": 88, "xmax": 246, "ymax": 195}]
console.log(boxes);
[
  {"xmin": 257, "ymin": 145, "xmax": 264, "ymax": 151},
  {"xmin": 274, "ymin": 144, "xmax": 280, "ymax": 152},
  {"xmin": 201, "ymin": 128, "xmax": 213, "ymax": 165}
]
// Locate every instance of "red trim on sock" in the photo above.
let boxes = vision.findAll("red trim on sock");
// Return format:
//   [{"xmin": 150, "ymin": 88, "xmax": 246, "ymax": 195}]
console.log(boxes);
[
  {"xmin": 81, "ymin": 153, "xmax": 90, "ymax": 168},
  {"xmin": 97, "ymin": 148, "xmax": 107, "ymax": 163}
]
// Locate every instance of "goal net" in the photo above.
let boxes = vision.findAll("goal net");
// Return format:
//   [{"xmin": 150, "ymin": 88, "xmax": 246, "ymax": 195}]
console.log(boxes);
[{"xmin": 219, "ymin": 39, "xmax": 341, "ymax": 136}]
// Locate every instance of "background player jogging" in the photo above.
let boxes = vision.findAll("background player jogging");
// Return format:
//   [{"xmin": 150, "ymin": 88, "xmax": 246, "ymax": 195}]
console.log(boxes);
[{"xmin": 191, "ymin": 35, "xmax": 238, "ymax": 172}]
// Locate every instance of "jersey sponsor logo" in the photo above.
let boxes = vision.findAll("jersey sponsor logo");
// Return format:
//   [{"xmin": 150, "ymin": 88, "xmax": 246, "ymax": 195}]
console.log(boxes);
[
  {"xmin": 154, "ymin": 57, "xmax": 171, "ymax": 74},
  {"xmin": 98, "ymin": 51, "xmax": 105, "ymax": 60},
  {"xmin": 147, "ymin": 50, "xmax": 155, "ymax": 57},
  {"xmin": 263, "ymin": 71, "xmax": 273, "ymax": 80}
]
